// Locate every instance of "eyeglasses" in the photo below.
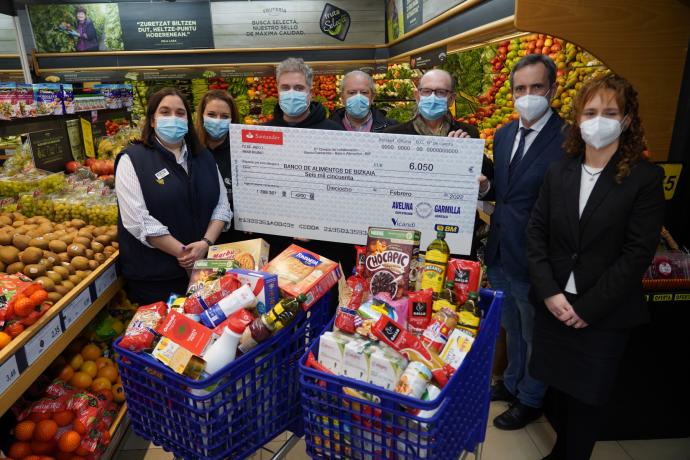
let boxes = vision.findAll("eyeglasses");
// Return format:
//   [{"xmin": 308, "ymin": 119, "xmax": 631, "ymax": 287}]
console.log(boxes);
[{"xmin": 418, "ymin": 88, "xmax": 453, "ymax": 98}]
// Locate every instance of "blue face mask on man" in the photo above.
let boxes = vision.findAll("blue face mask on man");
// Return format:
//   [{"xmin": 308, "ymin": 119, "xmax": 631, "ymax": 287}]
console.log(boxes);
[
  {"xmin": 203, "ymin": 117, "xmax": 230, "ymax": 139},
  {"xmin": 418, "ymin": 94, "xmax": 448, "ymax": 121},
  {"xmin": 279, "ymin": 90, "xmax": 309, "ymax": 117},
  {"xmin": 345, "ymin": 94, "xmax": 370, "ymax": 119},
  {"xmin": 155, "ymin": 116, "xmax": 188, "ymax": 144}
]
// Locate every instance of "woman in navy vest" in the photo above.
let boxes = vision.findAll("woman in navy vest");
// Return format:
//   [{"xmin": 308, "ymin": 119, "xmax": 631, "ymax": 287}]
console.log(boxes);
[{"xmin": 115, "ymin": 88, "xmax": 233, "ymax": 304}]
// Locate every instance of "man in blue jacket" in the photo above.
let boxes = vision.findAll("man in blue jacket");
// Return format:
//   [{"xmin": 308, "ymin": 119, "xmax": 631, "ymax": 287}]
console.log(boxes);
[{"xmin": 479, "ymin": 54, "xmax": 566, "ymax": 430}]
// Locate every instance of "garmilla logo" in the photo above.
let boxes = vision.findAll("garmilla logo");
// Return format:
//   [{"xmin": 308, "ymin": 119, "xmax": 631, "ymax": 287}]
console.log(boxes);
[
  {"xmin": 320, "ymin": 3, "xmax": 351, "ymax": 41},
  {"xmin": 241, "ymin": 129, "xmax": 283, "ymax": 145}
]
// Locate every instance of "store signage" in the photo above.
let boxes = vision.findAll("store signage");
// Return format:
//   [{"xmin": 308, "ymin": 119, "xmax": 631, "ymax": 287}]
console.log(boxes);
[
  {"xmin": 62, "ymin": 288, "xmax": 94, "ymax": 329},
  {"xmin": 28, "ymin": 127, "xmax": 73, "ymax": 173},
  {"xmin": 24, "ymin": 316, "xmax": 63, "ymax": 366},
  {"xmin": 655, "ymin": 162, "xmax": 683, "ymax": 200},
  {"xmin": 0, "ymin": 355, "xmax": 19, "ymax": 396},
  {"xmin": 387, "ymin": 0, "xmax": 466, "ymax": 41},
  {"xmin": 119, "ymin": 2, "xmax": 214, "ymax": 50},
  {"xmin": 81, "ymin": 118, "xmax": 95, "ymax": 159},
  {"xmin": 94, "ymin": 265, "xmax": 118, "ymax": 297},
  {"xmin": 229, "ymin": 125, "xmax": 485, "ymax": 253},
  {"xmin": 212, "ymin": 1, "xmax": 383, "ymax": 48},
  {"xmin": 319, "ymin": 3, "xmax": 351, "ymax": 41},
  {"xmin": 410, "ymin": 45, "xmax": 448, "ymax": 69}
]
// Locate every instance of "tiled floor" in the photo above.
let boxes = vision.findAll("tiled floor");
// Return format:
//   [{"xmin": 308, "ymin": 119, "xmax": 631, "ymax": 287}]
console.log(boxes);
[{"xmin": 113, "ymin": 402, "xmax": 690, "ymax": 459}]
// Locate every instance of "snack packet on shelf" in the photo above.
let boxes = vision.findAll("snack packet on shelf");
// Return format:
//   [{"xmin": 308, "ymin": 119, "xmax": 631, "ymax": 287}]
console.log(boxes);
[{"xmin": 119, "ymin": 301, "xmax": 168, "ymax": 352}]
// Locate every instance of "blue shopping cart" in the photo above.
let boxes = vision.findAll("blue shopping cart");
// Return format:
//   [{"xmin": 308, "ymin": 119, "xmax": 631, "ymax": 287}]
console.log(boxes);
[
  {"xmin": 299, "ymin": 288, "xmax": 504, "ymax": 460},
  {"xmin": 114, "ymin": 290, "xmax": 335, "ymax": 460}
]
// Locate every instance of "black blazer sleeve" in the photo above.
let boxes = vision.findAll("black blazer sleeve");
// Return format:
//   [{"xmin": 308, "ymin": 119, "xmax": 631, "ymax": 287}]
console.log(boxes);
[
  {"xmin": 573, "ymin": 166, "xmax": 664, "ymax": 324},
  {"xmin": 526, "ymin": 163, "xmax": 563, "ymax": 300}
]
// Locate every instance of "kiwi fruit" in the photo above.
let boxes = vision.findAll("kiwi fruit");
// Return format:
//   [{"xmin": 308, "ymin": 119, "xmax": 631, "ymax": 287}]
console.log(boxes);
[
  {"xmin": 12, "ymin": 220, "xmax": 24, "ymax": 228},
  {"xmin": 103, "ymin": 246, "xmax": 116, "ymax": 257},
  {"xmin": 85, "ymin": 249, "xmax": 94, "ymax": 259},
  {"xmin": 94, "ymin": 253, "xmax": 106, "ymax": 264},
  {"xmin": 71, "ymin": 256, "xmax": 89, "ymax": 271},
  {"xmin": 75, "ymin": 270, "xmax": 88, "ymax": 280},
  {"xmin": 0, "ymin": 231, "xmax": 13, "ymax": 246},
  {"xmin": 26, "ymin": 229, "xmax": 41, "ymax": 238},
  {"xmin": 61, "ymin": 280, "xmax": 75, "ymax": 291},
  {"xmin": 88, "ymin": 260, "xmax": 99, "ymax": 270},
  {"xmin": 24, "ymin": 263, "xmax": 46, "ymax": 279},
  {"xmin": 43, "ymin": 250, "xmax": 60, "ymax": 265},
  {"xmin": 70, "ymin": 219, "xmax": 86, "ymax": 229},
  {"xmin": 90, "ymin": 241, "xmax": 104, "ymax": 253},
  {"xmin": 0, "ymin": 215, "xmax": 11, "ymax": 226},
  {"xmin": 68, "ymin": 274, "xmax": 82, "ymax": 285},
  {"xmin": 67, "ymin": 243, "xmax": 87, "ymax": 258},
  {"xmin": 12, "ymin": 234, "xmax": 31, "ymax": 250},
  {"xmin": 47, "ymin": 292, "xmax": 62, "ymax": 303},
  {"xmin": 61, "ymin": 261, "xmax": 75, "ymax": 275},
  {"xmin": 58, "ymin": 252, "xmax": 70, "ymax": 263},
  {"xmin": 111, "ymin": 242, "xmax": 119, "ymax": 250},
  {"xmin": 95, "ymin": 234, "xmax": 112, "ymax": 245},
  {"xmin": 0, "ymin": 246, "xmax": 20, "ymax": 264},
  {"xmin": 54, "ymin": 285, "xmax": 70, "ymax": 296},
  {"xmin": 58, "ymin": 233, "xmax": 73, "ymax": 245},
  {"xmin": 53, "ymin": 265, "xmax": 69, "ymax": 278},
  {"xmin": 46, "ymin": 270, "xmax": 63, "ymax": 283},
  {"xmin": 92, "ymin": 226, "xmax": 106, "ymax": 237},
  {"xmin": 39, "ymin": 258, "xmax": 54, "ymax": 270},
  {"xmin": 0, "ymin": 261, "xmax": 4, "ymax": 272},
  {"xmin": 29, "ymin": 236, "xmax": 49, "ymax": 250},
  {"xmin": 77, "ymin": 228, "xmax": 93, "ymax": 238},
  {"xmin": 35, "ymin": 276, "xmax": 55, "ymax": 292},
  {"xmin": 20, "ymin": 247, "xmax": 43, "ymax": 265},
  {"xmin": 25, "ymin": 217, "xmax": 37, "ymax": 225},
  {"xmin": 6, "ymin": 261, "xmax": 24, "ymax": 274},
  {"xmin": 73, "ymin": 236, "xmax": 91, "ymax": 247},
  {"xmin": 49, "ymin": 240, "xmax": 67, "ymax": 253}
]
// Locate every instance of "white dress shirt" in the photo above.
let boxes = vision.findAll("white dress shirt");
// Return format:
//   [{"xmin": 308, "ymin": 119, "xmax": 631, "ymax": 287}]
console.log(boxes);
[
  {"xmin": 564, "ymin": 165, "xmax": 604, "ymax": 294},
  {"xmin": 115, "ymin": 140, "xmax": 232, "ymax": 248}
]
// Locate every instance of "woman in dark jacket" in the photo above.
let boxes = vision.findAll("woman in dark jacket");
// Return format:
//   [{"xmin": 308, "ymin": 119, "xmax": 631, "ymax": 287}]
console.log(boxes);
[
  {"xmin": 75, "ymin": 7, "xmax": 98, "ymax": 52},
  {"xmin": 115, "ymin": 88, "xmax": 232, "ymax": 304},
  {"xmin": 526, "ymin": 75, "xmax": 664, "ymax": 459}
]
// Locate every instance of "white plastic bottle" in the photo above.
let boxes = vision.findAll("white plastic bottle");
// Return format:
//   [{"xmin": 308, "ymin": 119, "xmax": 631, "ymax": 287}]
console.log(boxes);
[
  {"xmin": 202, "ymin": 321, "xmax": 244, "ymax": 375},
  {"xmin": 199, "ymin": 284, "xmax": 257, "ymax": 328}
]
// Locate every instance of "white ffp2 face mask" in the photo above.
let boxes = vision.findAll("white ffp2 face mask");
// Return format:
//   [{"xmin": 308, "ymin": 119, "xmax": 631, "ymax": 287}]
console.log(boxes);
[
  {"xmin": 514, "ymin": 94, "xmax": 549, "ymax": 122},
  {"xmin": 579, "ymin": 116, "xmax": 626, "ymax": 149}
]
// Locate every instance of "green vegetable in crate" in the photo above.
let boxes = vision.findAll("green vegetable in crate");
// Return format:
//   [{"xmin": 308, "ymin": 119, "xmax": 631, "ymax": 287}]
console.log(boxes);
[{"xmin": 262, "ymin": 97, "xmax": 278, "ymax": 117}]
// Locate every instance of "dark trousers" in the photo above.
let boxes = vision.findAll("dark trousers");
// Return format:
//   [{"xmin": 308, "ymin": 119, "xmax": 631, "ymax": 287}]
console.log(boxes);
[
  {"xmin": 548, "ymin": 388, "xmax": 603, "ymax": 460},
  {"xmin": 125, "ymin": 277, "xmax": 189, "ymax": 306}
]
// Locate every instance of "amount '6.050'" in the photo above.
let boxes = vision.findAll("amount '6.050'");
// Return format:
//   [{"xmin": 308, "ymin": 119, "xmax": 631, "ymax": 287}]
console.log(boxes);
[{"xmin": 409, "ymin": 162, "xmax": 434, "ymax": 172}]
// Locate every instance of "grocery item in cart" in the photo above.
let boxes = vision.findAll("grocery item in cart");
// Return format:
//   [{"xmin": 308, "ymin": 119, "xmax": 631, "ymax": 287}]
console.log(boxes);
[
  {"xmin": 408, "ymin": 288, "xmax": 434, "ymax": 334},
  {"xmin": 446, "ymin": 259, "xmax": 482, "ymax": 305},
  {"xmin": 237, "ymin": 293, "xmax": 306, "ymax": 353},
  {"xmin": 119, "ymin": 301, "xmax": 168, "ymax": 352},
  {"xmin": 202, "ymin": 321, "xmax": 244, "ymax": 374},
  {"xmin": 183, "ymin": 261, "xmax": 241, "ymax": 314},
  {"xmin": 263, "ymin": 244, "xmax": 341, "ymax": 310},
  {"xmin": 199, "ymin": 283, "xmax": 257, "ymax": 328},
  {"xmin": 152, "ymin": 336, "xmax": 207, "ymax": 379},
  {"xmin": 440, "ymin": 328, "xmax": 475, "ymax": 374},
  {"xmin": 208, "ymin": 238, "xmax": 270, "ymax": 270},
  {"xmin": 318, "ymin": 330, "xmax": 353, "ymax": 374},
  {"xmin": 365, "ymin": 227, "xmax": 421, "ymax": 299},
  {"xmin": 421, "ymin": 307, "xmax": 459, "ymax": 353},
  {"xmin": 395, "ymin": 361, "xmax": 432, "ymax": 399},
  {"xmin": 229, "ymin": 268, "xmax": 280, "ymax": 314},
  {"xmin": 157, "ymin": 310, "xmax": 216, "ymax": 356},
  {"xmin": 369, "ymin": 347, "xmax": 408, "ymax": 391}
]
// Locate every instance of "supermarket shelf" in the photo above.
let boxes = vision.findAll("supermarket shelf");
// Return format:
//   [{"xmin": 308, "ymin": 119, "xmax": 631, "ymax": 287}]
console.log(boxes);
[
  {"xmin": 102, "ymin": 404, "xmax": 130, "ymax": 460},
  {"xmin": 643, "ymin": 290, "xmax": 690, "ymax": 304},
  {"xmin": 0, "ymin": 252, "xmax": 122, "ymax": 416}
]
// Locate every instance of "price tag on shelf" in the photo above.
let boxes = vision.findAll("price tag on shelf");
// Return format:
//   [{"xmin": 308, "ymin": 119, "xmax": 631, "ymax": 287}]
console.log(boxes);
[
  {"xmin": 94, "ymin": 265, "xmax": 117, "ymax": 298},
  {"xmin": 24, "ymin": 316, "xmax": 63, "ymax": 366},
  {"xmin": 62, "ymin": 288, "xmax": 93, "ymax": 329},
  {"xmin": 655, "ymin": 162, "xmax": 683, "ymax": 200},
  {"xmin": 0, "ymin": 355, "xmax": 20, "ymax": 396}
]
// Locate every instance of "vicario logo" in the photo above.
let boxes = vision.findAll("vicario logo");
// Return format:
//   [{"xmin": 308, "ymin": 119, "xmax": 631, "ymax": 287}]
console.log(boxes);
[{"xmin": 366, "ymin": 250, "xmax": 409, "ymax": 271}]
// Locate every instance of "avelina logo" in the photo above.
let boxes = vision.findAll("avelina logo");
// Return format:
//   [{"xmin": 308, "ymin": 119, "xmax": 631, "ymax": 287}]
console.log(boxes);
[{"xmin": 320, "ymin": 3, "xmax": 351, "ymax": 41}]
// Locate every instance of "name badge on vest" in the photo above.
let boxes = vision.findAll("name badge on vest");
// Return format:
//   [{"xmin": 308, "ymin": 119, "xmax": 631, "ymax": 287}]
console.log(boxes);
[{"xmin": 155, "ymin": 168, "xmax": 169, "ymax": 185}]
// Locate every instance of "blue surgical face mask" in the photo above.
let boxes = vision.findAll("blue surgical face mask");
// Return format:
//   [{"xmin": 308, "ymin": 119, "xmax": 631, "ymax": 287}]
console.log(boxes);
[
  {"xmin": 204, "ymin": 117, "xmax": 230, "ymax": 139},
  {"xmin": 418, "ymin": 94, "xmax": 448, "ymax": 121},
  {"xmin": 155, "ymin": 116, "xmax": 188, "ymax": 144},
  {"xmin": 345, "ymin": 94, "xmax": 370, "ymax": 119},
  {"xmin": 279, "ymin": 90, "xmax": 309, "ymax": 117}
]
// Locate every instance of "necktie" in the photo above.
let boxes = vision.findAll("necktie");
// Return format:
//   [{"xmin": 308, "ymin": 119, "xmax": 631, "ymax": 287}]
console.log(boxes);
[{"xmin": 509, "ymin": 127, "xmax": 533, "ymax": 177}]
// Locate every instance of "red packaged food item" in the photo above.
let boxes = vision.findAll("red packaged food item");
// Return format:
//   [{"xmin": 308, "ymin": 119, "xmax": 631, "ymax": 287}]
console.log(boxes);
[
  {"xmin": 335, "ymin": 282, "xmax": 365, "ymax": 333},
  {"xmin": 421, "ymin": 307, "xmax": 459, "ymax": 353},
  {"xmin": 67, "ymin": 391, "xmax": 107, "ymax": 434},
  {"xmin": 407, "ymin": 289, "xmax": 433, "ymax": 334},
  {"xmin": 354, "ymin": 245, "xmax": 367, "ymax": 273},
  {"xmin": 446, "ymin": 259, "xmax": 481, "ymax": 304},
  {"xmin": 184, "ymin": 272, "xmax": 242, "ymax": 314},
  {"xmin": 212, "ymin": 307, "xmax": 254, "ymax": 336},
  {"xmin": 119, "ymin": 302, "xmax": 168, "ymax": 352},
  {"xmin": 371, "ymin": 314, "xmax": 452, "ymax": 387}
]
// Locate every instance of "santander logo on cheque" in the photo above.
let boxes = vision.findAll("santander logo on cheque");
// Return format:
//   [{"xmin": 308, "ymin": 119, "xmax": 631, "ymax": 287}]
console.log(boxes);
[{"xmin": 242, "ymin": 129, "xmax": 284, "ymax": 145}]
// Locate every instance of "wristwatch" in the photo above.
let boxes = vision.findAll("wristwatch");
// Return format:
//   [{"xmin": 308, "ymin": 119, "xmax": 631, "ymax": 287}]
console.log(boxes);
[{"xmin": 202, "ymin": 237, "xmax": 214, "ymax": 247}]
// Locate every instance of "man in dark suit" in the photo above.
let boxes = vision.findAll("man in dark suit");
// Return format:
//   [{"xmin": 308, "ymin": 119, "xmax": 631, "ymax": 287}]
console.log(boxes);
[{"xmin": 479, "ymin": 55, "xmax": 566, "ymax": 430}]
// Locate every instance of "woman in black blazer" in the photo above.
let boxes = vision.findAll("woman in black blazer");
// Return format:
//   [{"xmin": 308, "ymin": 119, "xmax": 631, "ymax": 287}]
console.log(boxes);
[{"xmin": 526, "ymin": 75, "xmax": 664, "ymax": 460}]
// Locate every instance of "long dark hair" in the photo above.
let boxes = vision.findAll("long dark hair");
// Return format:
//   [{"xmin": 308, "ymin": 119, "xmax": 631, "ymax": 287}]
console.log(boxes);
[
  {"xmin": 564, "ymin": 75, "xmax": 647, "ymax": 183},
  {"xmin": 139, "ymin": 87, "xmax": 203, "ymax": 156},
  {"xmin": 195, "ymin": 90, "xmax": 239, "ymax": 147}
]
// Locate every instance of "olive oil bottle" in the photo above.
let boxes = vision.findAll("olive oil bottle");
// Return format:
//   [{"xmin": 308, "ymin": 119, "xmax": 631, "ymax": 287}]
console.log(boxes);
[{"xmin": 420, "ymin": 230, "xmax": 450, "ymax": 294}]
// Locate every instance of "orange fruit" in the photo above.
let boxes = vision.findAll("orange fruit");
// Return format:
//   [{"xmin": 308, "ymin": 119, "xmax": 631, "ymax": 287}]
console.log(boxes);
[
  {"xmin": 95, "ymin": 357, "xmax": 113, "ymax": 369},
  {"xmin": 8, "ymin": 441, "xmax": 32, "ymax": 459},
  {"xmin": 39, "ymin": 457, "xmax": 56, "ymax": 460},
  {"xmin": 28, "ymin": 412, "xmax": 51, "ymax": 423},
  {"xmin": 29, "ymin": 290, "xmax": 48, "ymax": 307},
  {"xmin": 24, "ymin": 456, "xmax": 42, "ymax": 460},
  {"xmin": 112, "ymin": 383, "xmax": 125, "ymax": 403},
  {"xmin": 69, "ymin": 372, "xmax": 92, "ymax": 390},
  {"xmin": 74, "ymin": 446, "xmax": 90, "ymax": 456},
  {"xmin": 72, "ymin": 420, "xmax": 86, "ymax": 436},
  {"xmin": 97, "ymin": 366, "xmax": 118, "ymax": 383},
  {"xmin": 58, "ymin": 365, "xmax": 74, "ymax": 382},
  {"xmin": 56, "ymin": 453, "xmax": 73, "ymax": 460},
  {"xmin": 14, "ymin": 420, "xmax": 36, "ymax": 441},
  {"xmin": 97, "ymin": 389, "xmax": 114, "ymax": 403},
  {"xmin": 30, "ymin": 440, "xmax": 55, "ymax": 455},
  {"xmin": 34, "ymin": 419, "xmax": 58, "ymax": 442},
  {"xmin": 14, "ymin": 297, "xmax": 35, "ymax": 317},
  {"xmin": 68, "ymin": 354, "xmax": 83, "ymax": 370},
  {"xmin": 80, "ymin": 344, "xmax": 101, "ymax": 361},
  {"xmin": 79, "ymin": 361, "xmax": 98, "ymax": 379},
  {"xmin": 0, "ymin": 331, "xmax": 11, "ymax": 349},
  {"xmin": 90, "ymin": 377, "xmax": 111, "ymax": 392},
  {"xmin": 57, "ymin": 431, "xmax": 81, "ymax": 453},
  {"xmin": 52, "ymin": 410, "xmax": 74, "ymax": 427}
]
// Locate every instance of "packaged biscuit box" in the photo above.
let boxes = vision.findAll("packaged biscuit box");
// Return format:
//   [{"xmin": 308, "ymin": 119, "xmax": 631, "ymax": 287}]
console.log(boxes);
[
  {"xmin": 262, "ymin": 244, "xmax": 341, "ymax": 310},
  {"xmin": 365, "ymin": 227, "xmax": 421, "ymax": 299},
  {"xmin": 207, "ymin": 238, "xmax": 269, "ymax": 271}
]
